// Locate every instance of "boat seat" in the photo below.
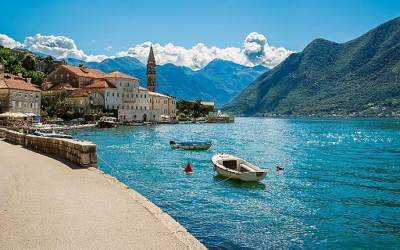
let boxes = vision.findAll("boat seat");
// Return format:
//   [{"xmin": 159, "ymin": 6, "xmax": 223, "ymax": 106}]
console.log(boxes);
[{"xmin": 239, "ymin": 163, "xmax": 253, "ymax": 173}]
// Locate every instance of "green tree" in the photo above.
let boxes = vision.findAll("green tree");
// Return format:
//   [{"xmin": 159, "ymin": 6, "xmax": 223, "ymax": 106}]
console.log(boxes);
[
  {"xmin": 26, "ymin": 70, "xmax": 45, "ymax": 85},
  {"xmin": 22, "ymin": 56, "xmax": 36, "ymax": 71},
  {"xmin": 55, "ymin": 99, "xmax": 75, "ymax": 120}
]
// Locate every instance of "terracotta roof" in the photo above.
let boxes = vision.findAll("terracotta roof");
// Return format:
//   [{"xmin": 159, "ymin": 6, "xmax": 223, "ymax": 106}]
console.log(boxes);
[
  {"xmin": 62, "ymin": 65, "xmax": 105, "ymax": 78},
  {"xmin": 48, "ymin": 83, "xmax": 76, "ymax": 91},
  {"xmin": 149, "ymin": 91, "xmax": 172, "ymax": 98},
  {"xmin": 66, "ymin": 89, "xmax": 91, "ymax": 98},
  {"xmin": 86, "ymin": 79, "xmax": 115, "ymax": 89},
  {"xmin": 103, "ymin": 71, "xmax": 139, "ymax": 81},
  {"xmin": 201, "ymin": 101, "xmax": 215, "ymax": 106},
  {"xmin": 0, "ymin": 77, "xmax": 41, "ymax": 92}
]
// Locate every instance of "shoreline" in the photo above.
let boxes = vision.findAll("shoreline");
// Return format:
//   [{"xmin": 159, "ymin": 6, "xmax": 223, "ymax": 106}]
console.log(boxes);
[{"xmin": 0, "ymin": 138, "xmax": 206, "ymax": 249}]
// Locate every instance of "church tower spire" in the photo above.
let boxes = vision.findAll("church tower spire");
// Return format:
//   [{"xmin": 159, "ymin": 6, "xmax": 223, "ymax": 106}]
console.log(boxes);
[{"xmin": 147, "ymin": 45, "xmax": 156, "ymax": 92}]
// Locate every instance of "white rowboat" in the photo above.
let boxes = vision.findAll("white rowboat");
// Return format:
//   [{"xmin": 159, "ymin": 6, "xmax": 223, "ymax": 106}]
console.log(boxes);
[{"xmin": 211, "ymin": 154, "xmax": 267, "ymax": 182}]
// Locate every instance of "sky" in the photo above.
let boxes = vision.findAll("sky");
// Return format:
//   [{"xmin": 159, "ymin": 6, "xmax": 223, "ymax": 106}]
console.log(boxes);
[{"xmin": 0, "ymin": 0, "xmax": 399, "ymax": 70}]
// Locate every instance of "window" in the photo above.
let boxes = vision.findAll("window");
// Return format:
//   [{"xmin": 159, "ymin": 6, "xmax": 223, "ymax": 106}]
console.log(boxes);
[
  {"xmin": 117, "ymin": 105, "xmax": 119, "ymax": 109},
  {"xmin": 122, "ymin": 105, "xmax": 124, "ymax": 109},
  {"xmin": 107, "ymin": 92, "xmax": 110, "ymax": 97},
  {"xmin": 94, "ymin": 93, "xmax": 98, "ymax": 98},
  {"xmin": 117, "ymin": 93, "xmax": 119, "ymax": 97},
  {"xmin": 140, "ymin": 95, "xmax": 142, "ymax": 98},
  {"xmin": 80, "ymin": 100, "xmax": 83, "ymax": 105},
  {"xmin": 11, "ymin": 101, "xmax": 15, "ymax": 108},
  {"xmin": 136, "ymin": 106, "xmax": 138, "ymax": 110},
  {"xmin": 144, "ymin": 95, "xmax": 146, "ymax": 98},
  {"xmin": 18, "ymin": 102, "xmax": 21, "ymax": 108},
  {"xmin": 144, "ymin": 106, "xmax": 146, "ymax": 110},
  {"xmin": 25, "ymin": 94, "xmax": 28, "ymax": 98},
  {"xmin": 112, "ymin": 93, "xmax": 115, "ymax": 97},
  {"xmin": 122, "ymin": 93, "xmax": 124, "ymax": 98},
  {"xmin": 31, "ymin": 102, "xmax": 33, "ymax": 108},
  {"xmin": 131, "ymin": 94, "xmax": 133, "ymax": 98},
  {"xmin": 131, "ymin": 106, "xmax": 133, "ymax": 109},
  {"xmin": 51, "ymin": 96, "xmax": 55, "ymax": 101}
]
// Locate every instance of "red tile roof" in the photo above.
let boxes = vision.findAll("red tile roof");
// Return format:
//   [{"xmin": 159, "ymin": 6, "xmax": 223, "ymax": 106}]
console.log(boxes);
[
  {"xmin": 48, "ymin": 83, "xmax": 76, "ymax": 91},
  {"xmin": 86, "ymin": 79, "xmax": 115, "ymax": 89},
  {"xmin": 66, "ymin": 89, "xmax": 91, "ymax": 98},
  {"xmin": 62, "ymin": 65, "xmax": 105, "ymax": 78},
  {"xmin": 0, "ymin": 77, "xmax": 41, "ymax": 92},
  {"xmin": 104, "ymin": 71, "xmax": 139, "ymax": 81}
]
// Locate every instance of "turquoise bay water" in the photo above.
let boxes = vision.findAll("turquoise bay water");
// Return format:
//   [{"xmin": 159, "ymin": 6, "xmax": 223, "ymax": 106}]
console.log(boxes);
[{"xmin": 71, "ymin": 118, "xmax": 400, "ymax": 249}]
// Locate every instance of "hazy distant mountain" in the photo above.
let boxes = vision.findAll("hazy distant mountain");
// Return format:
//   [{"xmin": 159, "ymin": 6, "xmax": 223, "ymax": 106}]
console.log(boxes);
[
  {"xmin": 67, "ymin": 57, "xmax": 268, "ymax": 107},
  {"xmin": 222, "ymin": 17, "xmax": 400, "ymax": 116}
]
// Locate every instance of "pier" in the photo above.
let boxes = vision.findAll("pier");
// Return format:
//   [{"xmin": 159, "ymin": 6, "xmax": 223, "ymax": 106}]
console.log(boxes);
[{"xmin": 0, "ymin": 137, "xmax": 205, "ymax": 249}]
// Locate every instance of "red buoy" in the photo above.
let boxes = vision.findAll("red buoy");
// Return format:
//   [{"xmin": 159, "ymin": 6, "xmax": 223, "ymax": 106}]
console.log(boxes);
[{"xmin": 184, "ymin": 162, "xmax": 193, "ymax": 173}]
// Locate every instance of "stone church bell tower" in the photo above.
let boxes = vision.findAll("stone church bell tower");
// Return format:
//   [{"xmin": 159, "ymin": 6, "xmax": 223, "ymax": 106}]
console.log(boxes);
[{"xmin": 146, "ymin": 45, "xmax": 156, "ymax": 92}]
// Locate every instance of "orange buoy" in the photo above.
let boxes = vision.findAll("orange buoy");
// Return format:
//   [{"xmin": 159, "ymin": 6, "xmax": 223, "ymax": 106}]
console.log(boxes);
[{"xmin": 184, "ymin": 162, "xmax": 193, "ymax": 173}]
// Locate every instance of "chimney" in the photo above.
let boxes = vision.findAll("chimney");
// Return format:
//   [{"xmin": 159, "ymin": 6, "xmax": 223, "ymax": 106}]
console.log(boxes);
[
  {"xmin": 18, "ymin": 73, "xmax": 22, "ymax": 78},
  {"xmin": 10, "ymin": 75, "xmax": 14, "ymax": 80},
  {"xmin": 27, "ymin": 78, "xmax": 31, "ymax": 84}
]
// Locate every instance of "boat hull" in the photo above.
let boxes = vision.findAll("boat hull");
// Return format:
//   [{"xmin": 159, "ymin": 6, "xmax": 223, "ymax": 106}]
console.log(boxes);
[
  {"xmin": 213, "ymin": 164, "xmax": 266, "ymax": 181},
  {"xmin": 211, "ymin": 154, "xmax": 267, "ymax": 182},
  {"xmin": 170, "ymin": 141, "xmax": 212, "ymax": 150},
  {"xmin": 98, "ymin": 121, "xmax": 116, "ymax": 128}
]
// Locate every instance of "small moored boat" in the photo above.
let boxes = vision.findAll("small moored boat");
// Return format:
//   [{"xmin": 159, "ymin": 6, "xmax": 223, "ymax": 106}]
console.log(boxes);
[
  {"xmin": 211, "ymin": 154, "xmax": 267, "ymax": 182},
  {"xmin": 98, "ymin": 116, "xmax": 117, "ymax": 128},
  {"xmin": 33, "ymin": 131, "xmax": 73, "ymax": 139},
  {"xmin": 170, "ymin": 140, "xmax": 212, "ymax": 150}
]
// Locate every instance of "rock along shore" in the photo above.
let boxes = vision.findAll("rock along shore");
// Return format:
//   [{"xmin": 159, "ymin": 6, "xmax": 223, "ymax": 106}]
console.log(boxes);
[{"xmin": 0, "ymin": 134, "xmax": 206, "ymax": 249}]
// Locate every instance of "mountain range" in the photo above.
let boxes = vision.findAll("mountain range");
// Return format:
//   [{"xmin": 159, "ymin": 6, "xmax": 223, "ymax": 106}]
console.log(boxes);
[
  {"xmin": 222, "ymin": 17, "xmax": 400, "ymax": 117},
  {"xmin": 65, "ymin": 57, "xmax": 268, "ymax": 107}
]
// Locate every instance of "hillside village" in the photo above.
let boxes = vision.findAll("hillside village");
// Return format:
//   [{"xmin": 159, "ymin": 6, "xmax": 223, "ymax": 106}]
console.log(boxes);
[{"xmin": 0, "ymin": 45, "xmax": 206, "ymax": 123}]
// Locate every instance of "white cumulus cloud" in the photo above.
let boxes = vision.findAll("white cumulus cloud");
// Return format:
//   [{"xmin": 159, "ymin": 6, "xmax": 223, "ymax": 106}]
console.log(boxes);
[
  {"xmin": 117, "ymin": 32, "xmax": 293, "ymax": 70},
  {"xmin": 2, "ymin": 32, "xmax": 292, "ymax": 70},
  {"xmin": 0, "ymin": 34, "xmax": 21, "ymax": 49},
  {"xmin": 22, "ymin": 34, "xmax": 109, "ymax": 62}
]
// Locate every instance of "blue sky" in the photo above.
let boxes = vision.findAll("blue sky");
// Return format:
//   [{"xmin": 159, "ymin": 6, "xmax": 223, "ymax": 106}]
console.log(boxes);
[{"xmin": 0, "ymin": 0, "xmax": 399, "ymax": 69}]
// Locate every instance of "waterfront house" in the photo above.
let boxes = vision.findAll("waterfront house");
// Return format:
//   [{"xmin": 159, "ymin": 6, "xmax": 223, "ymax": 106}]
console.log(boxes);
[
  {"xmin": 47, "ymin": 65, "xmax": 105, "ymax": 88},
  {"xmin": 41, "ymin": 82, "xmax": 76, "ymax": 106},
  {"xmin": 0, "ymin": 73, "xmax": 41, "ymax": 115},
  {"xmin": 66, "ymin": 88, "xmax": 104, "ymax": 114}
]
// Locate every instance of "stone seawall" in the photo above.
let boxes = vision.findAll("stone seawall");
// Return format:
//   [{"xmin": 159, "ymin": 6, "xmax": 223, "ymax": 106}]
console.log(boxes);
[{"xmin": 0, "ymin": 128, "xmax": 97, "ymax": 168}]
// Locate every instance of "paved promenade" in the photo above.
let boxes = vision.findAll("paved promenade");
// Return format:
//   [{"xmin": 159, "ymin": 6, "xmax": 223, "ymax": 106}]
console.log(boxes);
[{"xmin": 0, "ymin": 139, "xmax": 205, "ymax": 250}]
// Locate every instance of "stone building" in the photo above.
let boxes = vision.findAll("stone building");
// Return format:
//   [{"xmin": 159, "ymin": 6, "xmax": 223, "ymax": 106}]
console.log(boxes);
[
  {"xmin": 41, "ymin": 82, "xmax": 76, "ymax": 106},
  {"xmin": 47, "ymin": 65, "xmax": 105, "ymax": 88},
  {"xmin": 66, "ymin": 88, "xmax": 103, "ymax": 114},
  {"xmin": 0, "ymin": 73, "xmax": 41, "ymax": 115}
]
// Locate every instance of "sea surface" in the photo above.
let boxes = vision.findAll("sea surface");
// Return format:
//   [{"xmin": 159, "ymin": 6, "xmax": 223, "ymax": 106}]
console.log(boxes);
[{"xmin": 71, "ymin": 118, "xmax": 400, "ymax": 249}]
